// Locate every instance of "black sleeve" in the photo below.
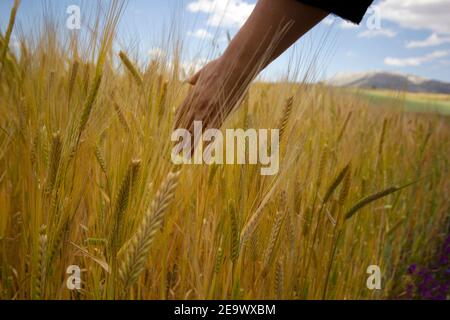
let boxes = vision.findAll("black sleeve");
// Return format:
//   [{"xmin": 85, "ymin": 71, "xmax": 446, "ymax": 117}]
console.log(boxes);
[{"xmin": 297, "ymin": 0, "xmax": 374, "ymax": 24}]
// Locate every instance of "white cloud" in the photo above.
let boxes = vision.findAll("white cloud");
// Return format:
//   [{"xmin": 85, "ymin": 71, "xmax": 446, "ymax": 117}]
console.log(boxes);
[
  {"xmin": 187, "ymin": 0, "xmax": 255, "ymax": 28},
  {"xmin": 322, "ymin": 16, "xmax": 335, "ymax": 26},
  {"xmin": 358, "ymin": 28, "xmax": 397, "ymax": 38},
  {"xmin": 377, "ymin": 0, "xmax": 450, "ymax": 35},
  {"xmin": 406, "ymin": 33, "xmax": 450, "ymax": 49},
  {"xmin": 187, "ymin": 28, "xmax": 214, "ymax": 40},
  {"xmin": 384, "ymin": 50, "xmax": 450, "ymax": 67},
  {"xmin": 340, "ymin": 20, "xmax": 358, "ymax": 29}
]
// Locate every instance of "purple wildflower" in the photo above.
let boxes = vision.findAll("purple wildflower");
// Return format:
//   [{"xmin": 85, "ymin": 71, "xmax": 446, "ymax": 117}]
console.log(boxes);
[{"xmin": 407, "ymin": 264, "xmax": 417, "ymax": 274}]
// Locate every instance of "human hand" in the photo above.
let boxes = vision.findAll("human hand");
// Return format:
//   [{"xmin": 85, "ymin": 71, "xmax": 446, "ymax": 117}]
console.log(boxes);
[{"xmin": 174, "ymin": 55, "xmax": 249, "ymax": 134}]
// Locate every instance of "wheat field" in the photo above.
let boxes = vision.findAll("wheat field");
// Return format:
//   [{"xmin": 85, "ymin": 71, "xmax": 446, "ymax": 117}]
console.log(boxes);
[{"xmin": 0, "ymin": 1, "xmax": 449, "ymax": 300}]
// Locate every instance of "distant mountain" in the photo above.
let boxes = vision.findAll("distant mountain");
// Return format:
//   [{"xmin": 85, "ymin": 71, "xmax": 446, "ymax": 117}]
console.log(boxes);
[{"xmin": 327, "ymin": 71, "xmax": 450, "ymax": 94}]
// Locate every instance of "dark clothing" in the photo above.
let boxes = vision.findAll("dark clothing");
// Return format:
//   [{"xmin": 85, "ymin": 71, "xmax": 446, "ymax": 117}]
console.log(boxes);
[{"xmin": 297, "ymin": 0, "xmax": 374, "ymax": 24}]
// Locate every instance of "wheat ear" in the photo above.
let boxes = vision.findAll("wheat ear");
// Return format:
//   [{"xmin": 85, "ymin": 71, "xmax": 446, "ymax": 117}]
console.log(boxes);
[
  {"xmin": 119, "ymin": 51, "xmax": 143, "ymax": 87},
  {"xmin": 275, "ymin": 261, "xmax": 284, "ymax": 299},
  {"xmin": 322, "ymin": 163, "xmax": 350, "ymax": 205},
  {"xmin": 278, "ymin": 96, "xmax": 293, "ymax": 143},
  {"xmin": 32, "ymin": 225, "xmax": 47, "ymax": 299},
  {"xmin": 338, "ymin": 166, "xmax": 352, "ymax": 206},
  {"xmin": 113, "ymin": 101, "xmax": 131, "ymax": 133},
  {"xmin": 316, "ymin": 145, "xmax": 328, "ymax": 189},
  {"xmin": 110, "ymin": 159, "xmax": 141, "ymax": 255},
  {"xmin": 344, "ymin": 179, "xmax": 418, "ymax": 220},
  {"xmin": 94, "ymin": 144, "xmax": 107, "ymax": 176},
  {"xmin": 214, "ymin": 247, "xmax": 224, "ymax": 274},
  {"xmin": 240, "ymin": 180, "xmax": 280, "ymax": 248},
  {"xmin": 68, "ymin": 60, "xmax": 79, "ymax": 101},
  {"xmin": 262, "ymin": 210, "xmax": 285, "ymax": 273},
  {"xmin": 119, "ymin": 170, "xmax": 180, "ymax": 289},
  {"xmin": 45, "ymin": 132, "xmax": 62, "ymax": 194},
  {"xmin": 77, "ymin": 72, "xmax": 102, "ymax": 141}
]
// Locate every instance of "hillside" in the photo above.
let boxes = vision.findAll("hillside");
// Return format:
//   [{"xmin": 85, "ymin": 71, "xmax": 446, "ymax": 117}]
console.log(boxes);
[{"xmin": 327, "ymin": 71, "xmax": 450, "ymax": 94}]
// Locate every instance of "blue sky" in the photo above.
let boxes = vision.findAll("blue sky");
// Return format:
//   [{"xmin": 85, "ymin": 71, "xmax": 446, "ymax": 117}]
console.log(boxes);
[{"xmin": 1, "ymin": 0, "xmax": 450, "ymax": 82}]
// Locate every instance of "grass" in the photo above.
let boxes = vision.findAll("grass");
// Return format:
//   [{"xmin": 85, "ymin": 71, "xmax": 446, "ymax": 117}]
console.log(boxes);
[
  {"xmin": 0, "ymin": 1, "xmax": 449, "ymax": 300},
  {"xmin": 355, "ymin": 88, "xmax": 450, "ymax": 115}
]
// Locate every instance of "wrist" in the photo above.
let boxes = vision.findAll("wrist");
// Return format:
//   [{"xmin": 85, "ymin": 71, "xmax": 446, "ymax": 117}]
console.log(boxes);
[{"xmin": 221, "ymin": 45, "xmax": 258, "ymax": 82}]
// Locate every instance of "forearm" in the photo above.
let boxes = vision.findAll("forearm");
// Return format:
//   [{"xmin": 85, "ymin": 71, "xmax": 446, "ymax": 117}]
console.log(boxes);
[{"xmin": 223, "ymin": 0, "xmax": 328, "ymax": 75}]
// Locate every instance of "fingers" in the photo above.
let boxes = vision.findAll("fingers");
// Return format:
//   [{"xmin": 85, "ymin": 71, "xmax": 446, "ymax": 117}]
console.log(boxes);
[
  {"xmin": 174, "ymin": 90, "xmax": 197, "ymax": 130},
  {"xmin": 187, "ymin": 69, "xmax": 202, "ymax": 85},
  {"xmin": 174, "ymin": 97, "xmax": 217, "ymax": 157}
]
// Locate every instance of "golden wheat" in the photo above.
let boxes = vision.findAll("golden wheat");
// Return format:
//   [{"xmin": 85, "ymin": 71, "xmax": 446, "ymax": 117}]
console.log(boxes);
[
  {"xmin": 119, "ymin": 170, "xmax": 180, "ymax": 290},
  {"xmin": 119, "ymin": 51, "xmax": 143, "ymax": 87},
  {"xmin": 0, "ymin": 0, "xmax": 448, "ymax": 300}
]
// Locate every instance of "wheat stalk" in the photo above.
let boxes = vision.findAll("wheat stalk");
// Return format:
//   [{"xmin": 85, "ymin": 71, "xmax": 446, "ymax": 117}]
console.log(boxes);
[
  {"xmin": 214, "ymin": 247, "xmax": 224, "ymax": 274},
  {"xmin": 284, "ymin": 209, "xmax": 295, "ymax": 251},
  {"xmin": 110, "ymin": 159, "xmax": 141, "ymax": 255},
  {"xmin": 277, "ymin": 96, "xmax": 293, "ymax": 143},
  {"xmin": 113, "ymin": 101, "xmax": 131, "ymax": 133},
  {"xmin": 378, "ymin": 118, "xmax": 388, "ymax": 158},
  {"xmin": 344, "ymin": 179, "xmax": 418, "ymax": 220},
  {"xmin": 30, "ymin": 130, "xmax": 39, "ymax": 167},
  {"xmin": 46, "ymin": 215, "xmax": 71, "ymax": 271},
  {"xmin": 32, "ymin": 225, "xmax": 47, "ymax": 300},
  {"xmin": 0, "ymin": 0, "xmax": 20, "ymax": 75},
  {"xmin": 229, "ymin": 201, "xmax": 240, "ymax": 263},
  {"xmin": 94, "ymin": 144, "xmax": 107, "ymax": 176},
  {"xmin": 240, "ymin": 179, "xmax": 280, "ymax": 248},
  {"xmin": 336, "ymin": 111, "xmax": 352, "ymax": 144},
  {"xmin": 158, "ymin": 80, "xmax": 169, "ymax": 116},
  {"xmin": 338, "ymin": 166, "xmax": 352, "ymax": 206},
  {"xmin": 40, "ymin": 127, "xmax": 50, "ymax": 167},
  {"xmin": 262, "ymin": 209, "xmax": 285, "ymax": 273},
  {"xmin": 316, "ymin": 145, "xmax": 328, "ymax": 189},
  {"xmin": 45, "ymin": 132, "xmax": 62, "ymax": 194},
  {"xmin": 240, "ymin": 195, "xmax": 270, "ymax": 248},
  {"xmin": 77, "ymin": 72, "xmax": 102, "ymax": 140},
  {"xmin": 68, "ymin": 60, "xmax": 79, "ymax": 102},
  {"xmin": 119, "ymin": 51, "xmax": 143, "ymax": 87},
  {"xmin": 322, "ymin": 163, "xmax": 350, "ymax": 205},
  {"xmin": 275, "ymin": 261, "xmax": 284, "ymax": 299},
  {"xmin": 119, "ymin": 170, "xmax": 180, "ymax": 290},
  {"xmin": 250, "ymin": 230, "xmax": 259, "ymax": 263}
]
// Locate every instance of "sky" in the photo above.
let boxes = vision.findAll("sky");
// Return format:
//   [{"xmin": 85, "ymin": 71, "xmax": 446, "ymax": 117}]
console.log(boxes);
[{"xmin": 1, "ymin": 0, "xmax": 450, "ymax": 82}]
